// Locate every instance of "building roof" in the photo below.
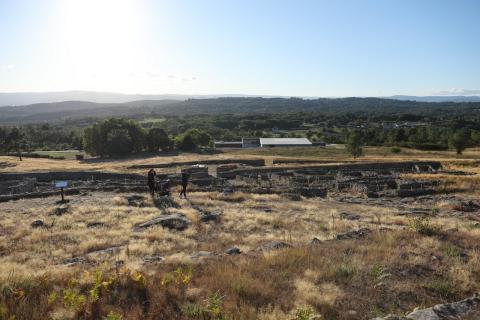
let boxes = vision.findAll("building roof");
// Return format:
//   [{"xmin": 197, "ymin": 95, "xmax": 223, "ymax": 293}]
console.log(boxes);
[
  {"xmin": 214, "ymin": 141, "xmax": 242, "ymax": 144},
  {"xmin": 260, "ymin": 138, "xmax": 312, "ymax": 145}
]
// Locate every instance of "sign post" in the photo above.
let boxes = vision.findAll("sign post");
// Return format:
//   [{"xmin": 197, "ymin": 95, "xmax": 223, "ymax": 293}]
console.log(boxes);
[{"xmin": 55, "ymin": 181, "xmax": 68, "ymax": 202}]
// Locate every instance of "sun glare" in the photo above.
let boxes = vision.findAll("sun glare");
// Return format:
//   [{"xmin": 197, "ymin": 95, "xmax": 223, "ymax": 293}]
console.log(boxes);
[{"xmin": 57, "ymin": 0, "xmax": 149, "ymax": 90}]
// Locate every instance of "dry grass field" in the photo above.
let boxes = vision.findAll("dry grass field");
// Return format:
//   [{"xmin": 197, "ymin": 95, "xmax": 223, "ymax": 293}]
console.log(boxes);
[
  {"xmin": 2, "ymin": 146, "xmax": 480, "ymax": 174},
  {"xmin": 1, "ymin": 148, "xmax": 480, "ymax": 319}
]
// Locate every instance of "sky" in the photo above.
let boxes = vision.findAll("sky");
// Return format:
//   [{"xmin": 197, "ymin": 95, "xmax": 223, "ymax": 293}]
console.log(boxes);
[{"xmin": 0, "ymin": 0, "xmax": 479, "ymax": 97}]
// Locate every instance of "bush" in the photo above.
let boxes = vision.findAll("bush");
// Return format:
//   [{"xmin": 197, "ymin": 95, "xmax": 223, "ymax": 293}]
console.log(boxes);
[
  {"xmin": 334, "ymin": 263, "xmax": 355, "ymax": 281},
  {"xmin": 294, "ymin": 306, "xmax": 320, "ymax": 320},
  {"xmin": 408, "ymin": 217, "xmax": 438, "ymax": 236},
  {"xmin": 440, "ymin": 242, "xmax": 463, "ymax": 259},
  {"xmin": 425, "ymin": 279, "xmax": 455, "ymax": 299},
  {"xmin": 390, "ymin": 146, "xmax": 401, "ymax": 154}
]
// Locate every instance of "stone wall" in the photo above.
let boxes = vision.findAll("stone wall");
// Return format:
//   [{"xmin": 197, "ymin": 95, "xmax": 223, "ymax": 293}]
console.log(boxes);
[
  {"xmin": 0, "ymin": 171, "xmax": 145, "ymax": 182},
  {"xmin": 128, "ymin": 158, "xmax": 265, "ymax": 169},
  {"xmin": 218, "ymin": 161, "xmax": 441, "ymax": 178}
]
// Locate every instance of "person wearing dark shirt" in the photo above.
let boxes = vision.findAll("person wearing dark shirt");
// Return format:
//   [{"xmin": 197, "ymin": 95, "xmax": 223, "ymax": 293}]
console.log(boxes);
[
  {"xmin": 179, "ymin": 171, "xmax": 190, "ymax": 198},
  {"xmin": 147, "ymin": 169, "xmax": 156, "ymax": 196}
]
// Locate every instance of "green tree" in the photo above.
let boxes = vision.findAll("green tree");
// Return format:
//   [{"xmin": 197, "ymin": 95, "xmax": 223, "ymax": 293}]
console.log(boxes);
[
  {"xmin": 177, "ymin": 134, "xmax": 197, "ymax": 151},
  {"xmin": 471, "ymin": 130, "xmax": 480, "ymax": 146},
  {"xmin": 105, "ymin": 129, "xmax": 133, "ymax": 156},
  {"xmin": 146, "ymin": 128, "xmax": 171, "ymax": 152},
  {"xmin": 182, "ymin": 129, "xmax": 212, "ymax": 147},
  {"xmin": 7, "ymin": 127, "xmax": 25, "ymax": 160},
  {"xmin": 0, "ymin": 127, "xmax": 7, "ymax": 153},
  {"xmin": 387, "ymin": 128, "xmax": 405, "ymax": 146},
  {"xmin": 346, "ymin": 131, "xmax": 363, "ymax": 158},
  {"xmin": 449, "ymin": 129, "xmax": 470, "ymax": 154},
  {"xmin": 82, "ymin": 118, "xmax": 145, "ymax": 157}
]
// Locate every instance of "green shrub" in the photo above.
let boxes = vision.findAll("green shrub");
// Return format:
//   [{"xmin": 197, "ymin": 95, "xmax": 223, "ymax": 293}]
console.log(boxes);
[
  {"xmin": 390, "ymin": 147, "xmax": 401, "ymax": 154},
  {"xmin": 425, "ymin": 279, "xmax": 455, "ymax": 298},
  {"xmin": 465, "ymin": 222, "xmax": 480, "ymax": 230},
  {"xmin": 408, "ymin": 217, "xmax": 438, "ymax": 236},
  {"xmin": 440, "ymin": 242, "xmax": 463, "ymax": 259},
  {"xmin": 294, "ymin": 306, "xmax": 320, "ymax": 320},
  {"xmin": 181, "ymin": 303, "xmax": 204, "ymax": 318},
  {"xmin": 63, "ymin": 288, "xmax": 87, "ymax": 310},
  {"xmin": 206, "ymin": 291, "xmax": 225, "ymax": 319},
  {"xmin": 104, "ymin": 311, "xmax": 123, "ymax": 320},
  {"xmin": 335, "ymin": 263, "xmax": 355, "ymax": 281}
]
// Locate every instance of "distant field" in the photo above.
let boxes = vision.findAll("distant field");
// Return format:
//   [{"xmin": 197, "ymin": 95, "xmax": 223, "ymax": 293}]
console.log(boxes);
[
  {"xmin": 229, "ymin": 145, "xmax": 480, "ymax": 161},
  {"xmin": 1, "ymin": 146, "xmax": 479, "ymax": 174},
  {"xmin": 139, "ymin": 117, "xmax": 166, "ymax": 125},
  {"xmin": 33, "ymin": 150, "xmax": 86, "ymax": 160}
]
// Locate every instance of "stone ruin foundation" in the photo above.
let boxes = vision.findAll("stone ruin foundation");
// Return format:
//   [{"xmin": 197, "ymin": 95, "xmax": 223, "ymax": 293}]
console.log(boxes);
[{"xmin": 0, "ymin": 160, "xmax": 450, "ymax": 202}]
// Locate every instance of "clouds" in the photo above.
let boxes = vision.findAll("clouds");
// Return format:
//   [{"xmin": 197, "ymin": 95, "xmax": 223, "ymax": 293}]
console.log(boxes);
[
  {"xmin": 0, "ymin": 65, "xmax": 15, "ymax": 70},
  {"xmin": 431, "ymin": 88, "xmax": 480, "ymax": 96}
]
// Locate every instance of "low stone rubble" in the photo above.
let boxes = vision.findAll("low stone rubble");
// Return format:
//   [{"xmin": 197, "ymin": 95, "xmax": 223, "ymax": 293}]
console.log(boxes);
[
  {"xmin": 86, "ymin": 222, "xmax": 106, "ymax": 228},
  {"xmin": 258, "ymin": 241, "xmax": 292, "ymax": 251},
  {"xmin": 126, "ymin": 195, "xmax": 146, "ymax": 207},
  {"xmin": 372, "ymin": 293, "xmax": 480, "ymax": 320},
  {"xmin": 192, "ymin": 205, "xmax": 223, "ymax": 222},
  {"xmin": 225, "ymin": 247, "xmax": 242, "ymax": 255},
  {"xmin": 452, "ymin": 200, "xmax": 480, "ymax": 212},
  {"xmin": 339, "ymin": 212, "xmax": 361, "ymax": 220},
  {"xmin": 143, "ymin": 255, "xmax": 164, "ymax": 264},
  {"xmin": 335, "ymin": 228, "xmax": 372, "ymax": 240},
  {"xmin": 153, "ymin": 195, "xmax": 180, "ymax": 209},
  {"xmin": 31, "ymin": 220, "xmax": 45, "ymax": 228},
  {"xmin": 51, "ymin": 204, "xmax": 70, "ymax": 216},
  {"xmin": 134, "ymin": 214, "xmax": 190, "ymax": 231}
]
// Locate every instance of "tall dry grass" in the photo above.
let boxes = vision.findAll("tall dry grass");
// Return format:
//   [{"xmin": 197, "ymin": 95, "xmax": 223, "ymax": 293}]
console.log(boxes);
[{"xmin": 1, "ymin": 228, "xmax": 480, "ymax": 319}]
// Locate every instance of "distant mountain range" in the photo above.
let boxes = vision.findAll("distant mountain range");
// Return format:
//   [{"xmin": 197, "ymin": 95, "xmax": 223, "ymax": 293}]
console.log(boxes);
[
  {"xmin": 2, "ymin": 96, "xmax": 480, "ymax": 125},
  {"xmin": 389, "ymin": 95, "xmax": 480, "ymax": 103},
  {"xmin": 0, "ymin": 91, "xmax": 277, "ymax": 107},
  {"xmin": 1, "ymin": 90, "xmax": 480, "ymax": 107}
]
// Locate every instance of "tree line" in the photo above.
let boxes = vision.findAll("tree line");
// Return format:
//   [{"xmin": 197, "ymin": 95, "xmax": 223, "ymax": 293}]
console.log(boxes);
[
  {"xmin": 1, "ymin": 112, "xmax": 478, "ymax": 158},
  {"xmin": 82, "ymin": 118, "xmax": 212, "ymax": 157}
]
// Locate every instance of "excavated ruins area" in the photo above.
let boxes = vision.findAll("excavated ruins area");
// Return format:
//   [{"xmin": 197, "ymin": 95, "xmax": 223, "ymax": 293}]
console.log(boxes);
[
  {"xmin": 2, "ymin": 158, "xmax": 480, "ymax": 319},
  {"xmin": 0, "ymin": 160, "xmax": 459, "ymax": 203}
]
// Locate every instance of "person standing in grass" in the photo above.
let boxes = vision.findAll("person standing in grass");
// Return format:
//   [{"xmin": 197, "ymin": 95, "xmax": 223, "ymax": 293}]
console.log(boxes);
[
  {"xmin": 179, "ymin": 171, "xmax": 190, "ymax": 199},
  {"xmin": 147, "ymin": 169, "xmax": 157, "ymax": 196}
]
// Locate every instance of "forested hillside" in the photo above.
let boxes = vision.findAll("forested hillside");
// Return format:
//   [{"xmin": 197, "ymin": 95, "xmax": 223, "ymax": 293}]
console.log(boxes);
[{"xmin": 1, "ymin": 97, "xmax": 480, "ymax": 124}]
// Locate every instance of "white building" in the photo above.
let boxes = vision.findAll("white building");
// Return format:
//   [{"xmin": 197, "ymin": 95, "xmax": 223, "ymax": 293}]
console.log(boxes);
[{"xmin": 259, "ymin": 138, "xmax": 312, "ymax": 147}]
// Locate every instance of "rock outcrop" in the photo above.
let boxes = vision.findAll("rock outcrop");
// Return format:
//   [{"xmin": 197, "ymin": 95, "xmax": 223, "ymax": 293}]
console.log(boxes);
[
  {"xmin": 225, "ymin": 247, "xmax": 242, "ymax": 255},
  {"xmin": 336, "ymin": 228, "xmax": 372, "ymax": 240},
  {"xmin": 372, "ymin": 293, "xmax": 480, "ymax": 320},
  {"xmin": 134, "ymin": 214, "xmax": 190, "ymax": 231},
  {"xmin": 31, "ymin": 220, "xmax": 45, "ymax": 228}
]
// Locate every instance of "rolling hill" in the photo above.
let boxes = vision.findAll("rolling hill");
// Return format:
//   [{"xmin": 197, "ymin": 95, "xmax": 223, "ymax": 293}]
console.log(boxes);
[{"xmin": 1, "ymin": 96, "xmax": 480, "ymax": 124}]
